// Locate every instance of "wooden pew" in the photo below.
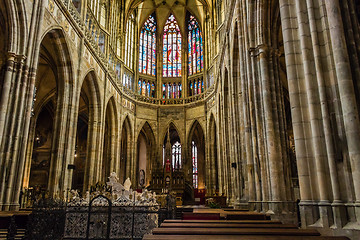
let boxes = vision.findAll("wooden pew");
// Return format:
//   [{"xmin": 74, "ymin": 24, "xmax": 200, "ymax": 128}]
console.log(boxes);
[
  {"xmin": 191, "ymin": 209, "xmax": 271, "ymax": 220},
  {"xmin": 144, "ymin": 235, "xmax": 351, "ymax": 240},
  {"xmin": 164, "ymin": 219, "xmax": 283, "ymax": 224},
  {"xmin": 182, "ymin": 212, "xmax": 220, "ymax": 220},
  {"xmin": 151, "ymin": 228, "xmax": 321, "ymax": 236},
  {"xmin": 160, "ymin": 222, "xmax": 298, "ymax": 229}
]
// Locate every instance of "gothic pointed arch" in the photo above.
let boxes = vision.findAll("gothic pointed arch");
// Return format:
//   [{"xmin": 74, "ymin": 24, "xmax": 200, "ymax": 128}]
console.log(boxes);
[
  {"xmin": 22, "ymin": 28, "xmax": 75, "ymax": 200},
  {"xmin": 0, "ymin": 0, "xmax": 27, "ymax": 54},
  {"xmin": 73, "ymin": 70, "xmax": 103, "ymax": 192},
  {"xmin": 188, "ymin": 120, "xmax": 205, "ymax": 190},
  {"xmin": 162, "ymin": 122, "xmax": 182, "ymax": 169},
  {"xmin": 208, "ymin": 113, "xmax": 218, "ymax": 194},
  {"xmin": 102, "ymin": 96, "xmax": 119, "ymax": 182},
  {"xmin": 120, "ymin": 115, "xmax": 133, "ymax": 182},
  {"xmin": 136, "ymin": 121, "xmax": 156, "ymax": 188}
]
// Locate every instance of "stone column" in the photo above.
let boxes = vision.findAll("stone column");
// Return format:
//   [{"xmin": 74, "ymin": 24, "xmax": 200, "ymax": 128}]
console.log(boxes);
[
  {"xmin": 257, "ymin": 46, "xmax": 283, "ymax": 213},
  {"xmin": 306, "ymin": 0, "xmax": 345, "ymax": 228},
  {"xmin": 325, "ymin": 0, "xmax": 360, "ymax": 223},
  {"xmin": 279, "ymin": 0, "xmax": 317, "ymax": 226}
]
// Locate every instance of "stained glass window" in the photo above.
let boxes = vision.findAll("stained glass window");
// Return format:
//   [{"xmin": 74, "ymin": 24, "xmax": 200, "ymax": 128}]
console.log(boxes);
[
  {"xmin": 172, "ymin": 141, "xmax": 181, "ymax": 169},
  {"xmin": 192, "ymin": 141, "xmax": 198, "ymax": 188},
  {"xmin": 163, "ymin": 14, "xmax": 182, "ymax": 77},
  {"xmin": 100, "ymin": 5, "xmax": 106, "ymax": 27},
  {"xmin": 122, "ymin": 73, "xmax": 133, "ymax": 89},
  {"xmin": 138, "ymin": 79, "xmax": 155, "ymax": 97},
  {"xmin": 139, "ymin": 14, "xmax": 156, "ymax": 76},
  {"xmin": 188, "ymin": 15, "xmax": 203, "ymax": 75},
  {"xmin": 125, "ymin": 14, "xmax": 135, "ymax": 69}
]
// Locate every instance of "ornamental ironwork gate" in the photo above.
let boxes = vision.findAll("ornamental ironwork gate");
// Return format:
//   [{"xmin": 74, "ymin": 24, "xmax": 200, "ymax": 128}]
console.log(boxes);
[
  {"xmin": 63, "ymin": 194, "xmax": 162, "ymax": 240},
  {"xmin": 86, "ymin": 195, "xmax": 111, "ymax": 239}
]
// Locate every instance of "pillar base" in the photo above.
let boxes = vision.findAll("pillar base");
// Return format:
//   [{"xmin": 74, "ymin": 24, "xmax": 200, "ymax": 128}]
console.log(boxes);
[{"xmin": 300, "ymin": 201, "xmax": 360, "ymax": 239}]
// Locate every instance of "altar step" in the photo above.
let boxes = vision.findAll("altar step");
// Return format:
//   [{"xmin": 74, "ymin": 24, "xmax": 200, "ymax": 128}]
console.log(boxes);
[{"xmin": 144, "ymin": 211, "xmax": 350, "ymax": 240}]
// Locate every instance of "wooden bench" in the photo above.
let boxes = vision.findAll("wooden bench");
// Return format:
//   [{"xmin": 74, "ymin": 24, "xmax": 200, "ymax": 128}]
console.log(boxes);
[
  {"xmin": 164, "ymin": 219, "xmax": 283, "ymax": 224},
  {"xmin": 144, "ymin": 235, "xmax": 351, "ymax": 240},
  {"xmin": 151, "ymin": 228, "xmax": 321, "ymax": 236},
  {"xmin": 182, "ymin": 213, "xmax": 220, "ymax": 220},
  {"xmin": 225, "ymin": 213, "xmax": 269, "ymax": 220},
  {"xmin": 160, "ymin": 223, "xmax": 298, "ymax": 229},
  {"xmin": 192, "ymin": 209, "xmax": 270, "ymax": 220}
]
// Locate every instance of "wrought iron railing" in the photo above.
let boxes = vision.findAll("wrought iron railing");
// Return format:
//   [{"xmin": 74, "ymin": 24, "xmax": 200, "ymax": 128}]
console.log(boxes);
[{"xmin": 16, "ymin": 188, "xmax": 176, "ymax": 239}]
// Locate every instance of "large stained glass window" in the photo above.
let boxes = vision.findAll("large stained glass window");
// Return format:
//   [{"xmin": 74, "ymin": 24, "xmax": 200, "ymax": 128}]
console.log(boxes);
[
  {"xmin": 188, "ymin": 15, "xmax": 203, "ymax": 75},
  {"xmin": 139, "ymin": 14, "xmax": 156, "ymax": 76},
  {"xmin": 125, "ymin": 14, "xmax": 135, "ymax": 69},
  {"xmin": 192, "ymin": 141, "xmax": 198, "ymax": 188},
  {"xmin": 172, "ymin": 141, "xmax": 182, "ymax": 169},
  {"xmin": 163, "ymin": 14, "xmax": 181, "ymax": 77}
]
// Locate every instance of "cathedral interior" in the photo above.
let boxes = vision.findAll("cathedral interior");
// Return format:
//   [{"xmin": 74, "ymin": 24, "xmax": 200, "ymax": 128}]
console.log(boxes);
[{"xmin": 0, "ymin": 0, "xmax": 360, "ymax": 239}]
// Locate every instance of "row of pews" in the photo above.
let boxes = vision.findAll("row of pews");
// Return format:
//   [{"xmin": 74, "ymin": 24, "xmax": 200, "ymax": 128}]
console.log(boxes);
[
  {"xmin": 144, "ymin": 211, "xmax": 350, "ymax": 240},
  {"xmin": 0, "ymin": 211, "xmax": 30, "ymax": 239}
]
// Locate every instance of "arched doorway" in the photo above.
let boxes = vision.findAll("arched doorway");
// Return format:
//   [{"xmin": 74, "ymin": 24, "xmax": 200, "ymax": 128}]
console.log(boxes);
[
  {"xmin": 120, "ymin": 116, "xmax": 132, "ymax": 183},
  {"xmin": 162, "ymin": 123, "xmax": 182, "ymax": 171},
  {"xmin": 73, "ymin": 71, "xmax": 102, "ymax": 192},
  {"xmin": 23, "ymin": 30, "xmax": 72, "ymax": 194},
  {"xmin": 28, "ymin": 103, "xmax": 54, "ymax": 190},
  {"xmin": 189, "ymin": 121, "xmax": 205, "ymax": 204},
  {"xmin": 136, "ymin": 122, "xmax": 155, "ymax": 189},
  {"xmin": 208, "ymin": 114, "xmax": 218, "ymax": 195},
  {"xmin": 102, "ymin": 97, "xmax": 118, "ymax": 182}
]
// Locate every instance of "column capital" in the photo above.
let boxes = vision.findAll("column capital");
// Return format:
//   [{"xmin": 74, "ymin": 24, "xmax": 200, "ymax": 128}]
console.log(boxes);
[{"xmin": 248, "ymin": 44, "xmax": 269, "ymax": 58}]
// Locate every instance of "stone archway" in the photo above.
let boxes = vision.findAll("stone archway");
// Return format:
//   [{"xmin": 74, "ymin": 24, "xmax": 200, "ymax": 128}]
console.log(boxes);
[
  {"xmin": 102, "ymin": 97, "xmax": 119, "ymax": 182},
  {"xmin": 188, "ymin": 120, "xmax": 205, "ymax": 191},
  {"xmin": 136, "ymin": 121, "xmax": 156, "ymax": 188},
  {"xmin": 120, "ymin": 116, "xmax": 132, "ymax": 183},
  {"xmin": 73, "ymin": 71, "xmax": 102, "ymax": 192},
  {"xmin": 21, "ymin": 29, "xmax": 75, "ymax": 198},
  {"xmin": 208, "ymin": 114, "xmax": 218, "ymax": 196}
]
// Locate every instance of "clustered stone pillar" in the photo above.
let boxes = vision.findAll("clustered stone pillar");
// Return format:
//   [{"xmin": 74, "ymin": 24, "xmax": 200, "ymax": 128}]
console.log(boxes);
[
  {"xmin": 0, "ymin": 0, "xmax": 46, "ymax": 211},
  {"xmin": 279, "ymin": 0, "xmax": 360, "ymax": 235}
]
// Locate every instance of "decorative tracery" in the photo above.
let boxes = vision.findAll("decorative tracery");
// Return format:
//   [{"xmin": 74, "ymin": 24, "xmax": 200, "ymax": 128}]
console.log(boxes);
[
  {"xmin": 139, "ymin": 14, "xmax": 156, "ymax": 76},
  {"xmin": 188, "ymin": 15, "xmax": 203, "ymax": 75},
  {"xmin": 163, "ymin": 14, "xmax": 182, "ymax": 77}
]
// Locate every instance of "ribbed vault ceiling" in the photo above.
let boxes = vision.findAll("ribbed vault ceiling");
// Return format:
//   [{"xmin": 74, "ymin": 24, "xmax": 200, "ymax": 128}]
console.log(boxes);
[{"xmin": 127, "ymin": 0, "xmax": 210, "ymax": 34}]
